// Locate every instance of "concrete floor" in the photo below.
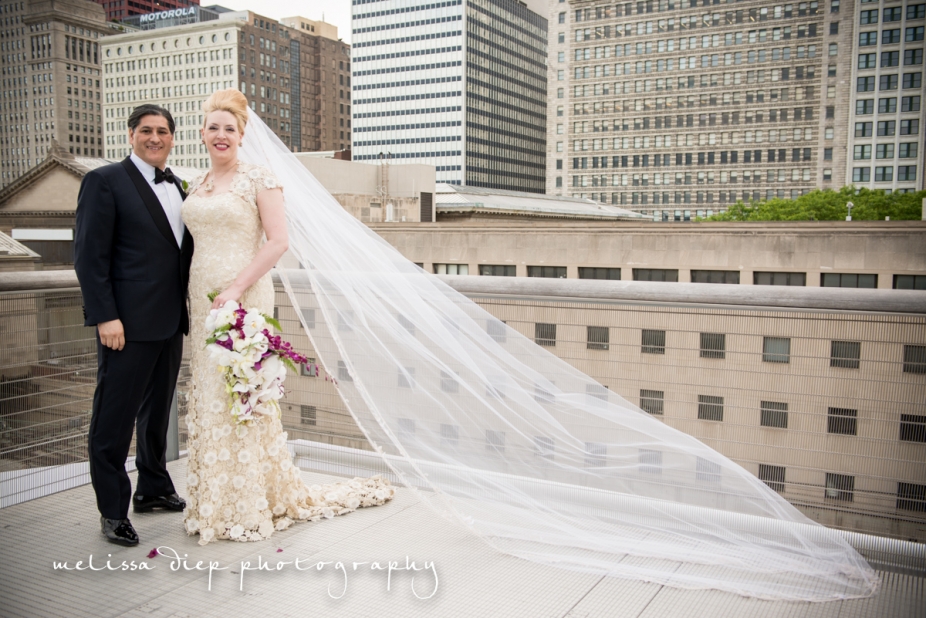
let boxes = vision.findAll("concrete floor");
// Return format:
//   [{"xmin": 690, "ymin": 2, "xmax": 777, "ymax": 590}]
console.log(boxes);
[{"xmin": 0, "ymin": 458, "xmax": 922, "ymax": 618}]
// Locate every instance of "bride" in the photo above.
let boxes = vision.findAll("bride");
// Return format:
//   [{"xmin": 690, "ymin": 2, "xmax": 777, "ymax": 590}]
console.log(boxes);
[
  {"xmin": 181, "ymin": 89, "xmax": 393, "ymax": 545},
  {"xmin": 181, "ymin": 89, "xmax": 877, "ymax": 602}
]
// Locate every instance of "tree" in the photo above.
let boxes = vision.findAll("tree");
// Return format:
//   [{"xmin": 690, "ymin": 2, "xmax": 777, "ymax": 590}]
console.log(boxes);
[{"xmin": 700, "ymin": 187, "xmax": 925, "ymax": 222}]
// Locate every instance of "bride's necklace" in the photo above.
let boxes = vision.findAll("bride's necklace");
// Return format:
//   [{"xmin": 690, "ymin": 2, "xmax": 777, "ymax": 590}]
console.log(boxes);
[{"xmin": 203, "ymin": 161, "xmax": 239, "ymax": 192}]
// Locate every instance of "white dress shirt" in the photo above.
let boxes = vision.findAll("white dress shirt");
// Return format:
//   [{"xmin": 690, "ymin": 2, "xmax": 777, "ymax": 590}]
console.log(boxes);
[{"xmin": 130, "ymin": 152, "xmax": 185, "ymax": 247}]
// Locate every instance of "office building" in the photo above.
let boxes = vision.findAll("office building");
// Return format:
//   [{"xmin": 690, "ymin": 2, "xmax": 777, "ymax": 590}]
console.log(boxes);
[
  {"xmin": 101, "ymin": 10, "xmax": 351, "ymax": 168},
  {"xmin": 350, "ymin": 0, "xmax": 548, "ymax": 192},
  {"xmin": 561, "ymin": 0, "xmax": 856, "ymax": 219},
  {"xmin": 846, "ymin": 0, "xmax": 925, "ymax": 193},
  {"xmin": 1, "ymin": 0, "xmax": 117, "ymax": 189}
]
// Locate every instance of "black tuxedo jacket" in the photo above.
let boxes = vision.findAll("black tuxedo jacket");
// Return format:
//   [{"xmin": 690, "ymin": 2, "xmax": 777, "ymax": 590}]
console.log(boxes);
[{"xmin": 75, "ymin": 157, "xmax": 194, "ymax": 341}]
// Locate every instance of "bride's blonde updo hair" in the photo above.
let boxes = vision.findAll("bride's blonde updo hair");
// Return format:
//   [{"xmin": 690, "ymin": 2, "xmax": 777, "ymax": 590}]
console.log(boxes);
[{"xmin": 202, "ymin": 88, "xmax": 249, "ymax": 133}]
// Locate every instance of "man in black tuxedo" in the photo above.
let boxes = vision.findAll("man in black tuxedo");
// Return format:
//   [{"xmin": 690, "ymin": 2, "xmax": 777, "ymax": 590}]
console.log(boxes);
[{"xmin": 75, "ymin": 104, "xmax": 194, "ymax": 545}]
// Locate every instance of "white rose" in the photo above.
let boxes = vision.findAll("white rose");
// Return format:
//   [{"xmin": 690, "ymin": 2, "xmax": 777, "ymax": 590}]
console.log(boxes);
[
  {"xmin": 258, "ymin": 520, "xmax": 275, "ymax": 537},
  {"xmin": 229, "ymin": 524, "xmax": 245, "ymax": 539}
]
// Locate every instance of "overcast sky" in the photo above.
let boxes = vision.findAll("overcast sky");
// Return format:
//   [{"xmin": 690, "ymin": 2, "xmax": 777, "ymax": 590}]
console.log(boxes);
[{"xmin": 218, "ymin": 0, "xmax": 354, "ymax": 44}]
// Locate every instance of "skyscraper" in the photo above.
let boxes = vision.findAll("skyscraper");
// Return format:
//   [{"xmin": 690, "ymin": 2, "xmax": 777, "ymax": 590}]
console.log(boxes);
[
  {"xmin": 101, "ymin": 10, "xmax": 351, "ymax": 168},
  {"xmin": 559, "ymin": 0, "xmax": 857, "ymax": 219},
  {"xmin": 846, "ymin": 0, "xmax": 924, "ymax": 193},
  {"xmin": 1, "ymin": 0, "xmax": 115, "ymax": 188},
  {"xmin": 350, "ymin": 0, "xmax": 548, "ymax": 193}
]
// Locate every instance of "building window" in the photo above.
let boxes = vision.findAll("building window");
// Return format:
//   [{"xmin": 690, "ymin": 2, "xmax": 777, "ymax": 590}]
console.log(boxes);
[
  {"xmin": 535, "ymin": 323, "xmax": 556, "ymax": 347},
  {"xmin": 587, "ymin": 326, "xmax": 609, "ymax": 350},
  {"xmin": 852, "ymin": 167, "xmax": 871, "ymax": 182},
  {"xmin": 485, "ymin": 430, "xmax": 505, "ymax": 455},
  {"xmin": 697, "ymin": 395, "xmax": 724, "ymax": 421},
  {"xmin": 527, "ymin": 266, "xmax": 567, "ymax": 278},
  {"xmin": 903, "ymin": 72, "xmax": 923, "ymax": 89},
  {"xmin": 831, "ymin": 341, "xmax": 862, "ymax": 369},
  {"xmin": 876, "ymin": 144, "xmax": 896, "ymax": 159},
  {"xmin": 300, "ymin": 358, "xmax": 318, "ymax": 377},
  {"xmin": 897, "ymin": 483, "xmax": 926, "ymax": 512},
  {"xmin": 856, "ymin": 99, "xmax": 874, "ymax": 114},
  {"xmin": 690, "ymin": 270, "xmax": 740, "ymax": 284},
  {"xmin": 696, "ymin": 457, "xmax": 722, "ymax": 484},
  {"xmin": 760, "ymin": 401, "xmax": 789, "ymax": 428},
  {"xmin": 300, "ymin": 404, "xmax": 316, "ymax": 426},
  {"xmin": 902, "ymin": 96, "xmax": 921, "ymax": 112},
  {"xmin": 899, "ymin": 143, "xmax": 919, "ymax": 158},
  {"xmin": 822, "ymin": 273, "xmax": 877, "ymax": 288},
  {"xmin": 754, "ymin": 272, "xmax": 806, "ymax": 286},
  {"xmin": 855, "ymin": 122, "xmax": 873, "ymax": 137},
  {"xmin": 898, "ymin": 166, "xmax": 918, "ymax": 181},
  {"xmin": 900, "ymin": 415, "xmax": 926, "ymax": 442},
  {"xmin": 479, "ymin": 265, "xmax": 516, "ymax": 276},
  {"xmin": 440, "ymin": 370, "xmax": 459, "ymax": 393},
  {"xmin": 878, "ymin": 120, "xmax": 896, "ymax": 136},
  {"xmin": 904, "ymin": 49, "xmax": 924, "ymax": 65},
  {"xmin": 875, "ymin": 166, "xmax": 894, "ymax": 182},
  {"xmin": 903, "ymin": 345, "xmax": 926, "ymax": 374},
  {"xmin": 434, "ymin": 263, "xmax": 468, "ymax": 275},
  {"xmin": 642, "ymin": 329, "xmax": 666, "ymax": 354},
  {"xmin": 578, "ymin": 267, "xmax": 621, "ymax": 280},
  {"xmin": 640, "ymin": 389, "xmax": 664, "ymax": 415},
  {"xmin": 825, "ymin": 473, "xmax": 855, "ymax": 501},
  {"xmin": 534, "ymin": 436, "xmax": 554, "ymax": 459},
  {"xmin": 759, "ymin": 464, "xmax": 786, "ymax": 492},
  {"xmin": 397, "ymin": 366, "xmax": 416, "ymax": 389},
  {"xmin": 894, "ymin": 275, "xmax": 926, "ymax": 290},
  {"xmin": 700, "ymin": 333, "xmax": 726, "ymax": 359},
  {"xmin": 639, "ymin": 449, "xmax": 662, "ymax": 474},
  {"xmin": 880, "ymin": 74, "xmax": 899, "ymax": 90},
  {"xmin": 397, "ymin": 418, "xmax": 415, "ymax": 438},
  {"xmin": 828, "ymin": 407, "xmax": 858, "ymax": 435},
  {"xmin": 337, "ymin": 360, "xmax": 352, "ymax": 382},
  {"xmin": 878, "ymin": 97, "xmax": 897, "ymax": 113},
  {"xmin": 584, "ymin": 442, "xmax": 607, "ymax": 467},
  {"xmin": 763, "ymin": 337, "xmax": 791, "ymax": 363},
  {"xmin": 440, "ymin": 423, "xmax": 459, "ymax": 447},
  {"xmin": 633, "ymin": 268, "xmax": 679, "ymax": 282}
]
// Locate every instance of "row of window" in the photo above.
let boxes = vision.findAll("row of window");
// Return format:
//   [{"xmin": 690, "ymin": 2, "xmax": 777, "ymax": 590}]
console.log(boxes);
[
  {"xmin": 855, "ymin": 118, "xmax": 922, "ymax": 136},
  {"xmin": 297, "ymin": 395, "xmax": 924, "ymax": 508},
  {"xmin": 858, "ymin": 25, "xmax": 924, "ymax": 45},
  {"xmin": 859, "ymin": 5, "xmax": 926, "ymax": 25},
  {"xmin": 857, "ymin": 96, "xmax": 922, "ymax": 114},
  {"xmin": 453, "ymin": 266, "xmax": 926, "ymax": 290},
  {"xmin": 858, "ymin": 49, "xmax": 924, "ymax": 67},
  {"xmin": 851, "ymin": 165, "xmax": 918, "ymax": 182},
  {"xmin": 857, "ymin": 73, "xmax": 923, "ymax": 91}
]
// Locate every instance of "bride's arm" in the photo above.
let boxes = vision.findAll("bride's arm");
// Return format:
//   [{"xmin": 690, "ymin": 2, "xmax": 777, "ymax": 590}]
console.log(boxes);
[{"xmin": 211, "ymin": 187, "xmax": 288, "ymax": 309}]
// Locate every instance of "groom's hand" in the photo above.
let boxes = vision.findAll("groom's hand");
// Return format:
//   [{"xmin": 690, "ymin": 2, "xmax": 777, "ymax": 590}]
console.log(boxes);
[{"xmin": 98, "ymin": 319, "xmax": 125, "ymax": 351}]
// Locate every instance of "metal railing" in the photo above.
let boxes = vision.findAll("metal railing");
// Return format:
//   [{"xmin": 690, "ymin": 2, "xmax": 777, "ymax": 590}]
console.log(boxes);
[{"xmin": 1, "ymin": 270, "xmax": 925, "ymax": 554}]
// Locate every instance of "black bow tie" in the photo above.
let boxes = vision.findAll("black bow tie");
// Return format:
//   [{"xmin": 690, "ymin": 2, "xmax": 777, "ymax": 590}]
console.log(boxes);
[{"xmin": 154, "ymin": 167, "xmax": 176, "ymax": 184}]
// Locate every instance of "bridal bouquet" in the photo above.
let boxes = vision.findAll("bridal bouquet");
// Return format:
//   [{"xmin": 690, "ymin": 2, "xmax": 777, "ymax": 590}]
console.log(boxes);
[{"xmin": 205, "ymin": 294, "xmax": 308, "ymax": 425}]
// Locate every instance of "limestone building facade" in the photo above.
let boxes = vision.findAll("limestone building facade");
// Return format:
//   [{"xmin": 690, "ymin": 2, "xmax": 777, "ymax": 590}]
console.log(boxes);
[
  {"xmin": 0, "ymin": 0, "xmax": 117, "ymax": 189},
  {"xmin": 100, "ymin": 10, "xmax": 351, "ymax": 169},
  {"xmin": 559, "ymin": 0, "xmax": 857, "ymax": 218}
]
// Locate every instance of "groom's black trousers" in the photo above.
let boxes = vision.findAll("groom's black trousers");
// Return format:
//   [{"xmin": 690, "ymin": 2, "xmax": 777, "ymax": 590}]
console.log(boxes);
[{"xmin": 88, "ymin": 329, "xmax": 183, "ymax": 520}]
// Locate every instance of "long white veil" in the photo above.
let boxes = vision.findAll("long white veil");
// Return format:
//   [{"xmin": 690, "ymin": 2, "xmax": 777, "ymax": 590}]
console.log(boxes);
[{"xmin": 239, "ymin": 108, "xmax": 878, "ymax": 601}]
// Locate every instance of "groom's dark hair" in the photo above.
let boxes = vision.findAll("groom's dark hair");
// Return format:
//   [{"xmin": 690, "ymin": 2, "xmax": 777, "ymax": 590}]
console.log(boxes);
[{"xmin": 128, "ymin": 104, "xmax": 175, "ymax": 134}]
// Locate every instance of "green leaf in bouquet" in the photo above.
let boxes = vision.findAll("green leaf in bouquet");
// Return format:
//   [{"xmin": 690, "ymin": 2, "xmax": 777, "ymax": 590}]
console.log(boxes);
[
  {"xmin": 281, "ymin": 356, "xmax": 298, "ymax": 373},
  {"xmin": 207, "ymin": 290, "xmax": 220, "ymax": 302},
  {"xmin": 263, "ymin": 314, "xmax": 282, "ymax": 331}
]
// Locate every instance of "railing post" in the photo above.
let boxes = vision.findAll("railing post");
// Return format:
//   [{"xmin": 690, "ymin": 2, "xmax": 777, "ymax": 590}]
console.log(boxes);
[{"xmin": 166, "ymin": 387, "xmax": 179, "ymax": 462}]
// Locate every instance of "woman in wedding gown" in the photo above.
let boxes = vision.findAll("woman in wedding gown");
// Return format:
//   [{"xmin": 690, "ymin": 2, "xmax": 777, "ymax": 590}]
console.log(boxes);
[
  {"xmin": 181, "ymin": 89, "xmax": 394, "ymax": 545},
  {"xmin": 175, "ymin": 89, "xmax": 876, "ymax": 601}
]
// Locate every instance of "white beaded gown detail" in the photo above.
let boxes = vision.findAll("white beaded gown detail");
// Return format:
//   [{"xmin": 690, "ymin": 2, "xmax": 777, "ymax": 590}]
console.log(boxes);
[{"xmin": 180, "ymin": 162, "xmax": 394, "ymax": 545}]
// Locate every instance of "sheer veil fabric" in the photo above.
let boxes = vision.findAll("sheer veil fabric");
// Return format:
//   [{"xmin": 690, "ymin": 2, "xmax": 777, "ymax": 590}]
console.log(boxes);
[{"xmin": 239, "ymin": 109, "xmax": 878, "ymax": 601}]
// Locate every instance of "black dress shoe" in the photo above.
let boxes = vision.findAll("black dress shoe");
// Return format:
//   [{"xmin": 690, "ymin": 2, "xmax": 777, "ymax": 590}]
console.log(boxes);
[
  {"xmin": 101, "ymin": 517, "xmax": 139, "ymax": 546},
  {"xmin": 133, "ymin": 492, "xmax": 186, "ymax": 513}
]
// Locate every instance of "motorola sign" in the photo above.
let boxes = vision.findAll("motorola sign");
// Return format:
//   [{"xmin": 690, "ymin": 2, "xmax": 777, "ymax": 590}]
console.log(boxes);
[{"xmin": 139, "ymin": 7, "xmax": 197, "ymax": 24}]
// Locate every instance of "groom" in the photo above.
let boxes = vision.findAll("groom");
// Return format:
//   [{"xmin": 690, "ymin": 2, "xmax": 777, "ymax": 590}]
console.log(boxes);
[{"xmin": 75, "ymin": 104, "xmax": 194, "ymax": 545}]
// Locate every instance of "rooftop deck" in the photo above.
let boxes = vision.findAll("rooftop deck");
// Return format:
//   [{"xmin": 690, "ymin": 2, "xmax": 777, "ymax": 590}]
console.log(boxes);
[{"xmin": 1, "ymin": 456, "xmax": 923, "ymax": 618}]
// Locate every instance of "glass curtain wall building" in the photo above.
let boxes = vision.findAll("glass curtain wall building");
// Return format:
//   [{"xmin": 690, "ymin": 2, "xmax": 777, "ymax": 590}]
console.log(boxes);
[{"xmin": 351, "ymin": 0, "xmax": 548, "ymax": 192}]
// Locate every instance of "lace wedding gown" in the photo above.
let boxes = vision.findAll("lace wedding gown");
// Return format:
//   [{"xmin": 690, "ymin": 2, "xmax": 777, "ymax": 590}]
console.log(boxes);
[{"xmin": 180, "ymin": 161, "xmax": 394, "ymax": 545}]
